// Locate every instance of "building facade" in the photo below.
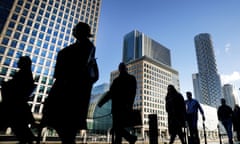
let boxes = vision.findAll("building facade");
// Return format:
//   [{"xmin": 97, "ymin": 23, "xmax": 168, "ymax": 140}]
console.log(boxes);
[
  {"xmin": 194, "ymin": 33, "xmax": 223, "ymax": 108},
  {"xmin": 192, "ymin": 73, "xmax": 202, "ymax": 102},
  {"xmin": 87, "ymin": 83, "xmax": 112, "ymax": 134},
  {"xmin": 0, "ymin": 0, "xmax": 102, "ymax": 120},
  {"xmin": 123, "ymin": 30, "xmax": 171, "ymax": 67}
]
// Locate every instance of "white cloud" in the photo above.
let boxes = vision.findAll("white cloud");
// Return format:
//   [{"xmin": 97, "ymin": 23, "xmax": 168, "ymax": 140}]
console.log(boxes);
[
  {"xmin": 224, "ymin": 43, "xmax": 231, "ymax": 53},
  {"xmin": 221, "ymin": 71, "xmax": 240, "ymax": 85}
]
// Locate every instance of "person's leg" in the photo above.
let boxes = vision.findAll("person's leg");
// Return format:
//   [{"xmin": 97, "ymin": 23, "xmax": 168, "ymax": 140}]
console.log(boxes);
[
  {"xmin": 187, "ymin": 123, "xmax": 194, "ymax": 144},
  {"xmin": 186, "ymin": 114, "xmax": 195, "ymax": 144},
  {"xmin": 237, "ymin": 129, "xmax": 240, "ymax": 141},
  {"xmin": 55, "ymin": 127, "xmax": 77, "ymax": 144},
  {"xmin": 114, "ymin": 127, "xmax": 122, "ymax": 144},
  {"xmin": 120, "ymin": 128, "xmax": 137, "ymax": 144},
  {"xmin": 169, "ymin": 132, "xmax": 177, "ymax": 144},
  {"xmin": 177, "ymin": 128, "xmax": 186, "ymax": 144},
  {"xmin": 222, "ymin": 120, "xmax": 233, "ymax": 144},
  {"xmin": 11, "ymin": 122, "xmax": 36, "ymax": 144},
  {"xmin": 193, "ymin": 127, "xmax": 200, "ymax": 144}
]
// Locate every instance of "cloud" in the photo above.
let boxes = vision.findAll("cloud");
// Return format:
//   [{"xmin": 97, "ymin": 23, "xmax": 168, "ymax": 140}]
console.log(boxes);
[
  {"xmin": 221, "ymin": 71, "xmax": 240, "ymax": 85},
  {"xmin": 224, "ymin": 43, "xmax": 231, "ymax": 53}
]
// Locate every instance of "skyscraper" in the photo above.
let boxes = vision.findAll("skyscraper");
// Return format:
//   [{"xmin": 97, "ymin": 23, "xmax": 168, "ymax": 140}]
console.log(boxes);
[
  {"xmin": 194, "ymin": 33, "xmax": 223, "ymax": 108},
  {"xmin": 222, "ymin": 84, "xmax": 236, "ymax": 109},
  {"xmin": 0, "ymin": 0, "xmax": 102, "ymax": 119},
  {"xmin": 120, "ymin": 30, "xmax": 179, "ymax": 138}
]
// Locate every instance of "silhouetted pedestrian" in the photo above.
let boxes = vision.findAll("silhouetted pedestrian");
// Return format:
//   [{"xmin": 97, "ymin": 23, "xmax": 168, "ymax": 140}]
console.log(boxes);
[
  {"xmin": 98, "ymin": 62, "xmax": 137, "ymax": 144},
  {"xmin": 165, "ymin": 84, "xmax": 186, "ymax": 144},
  {"xmin": 217, "ymin": 98, "xmax": 233, "ymax": 144},
  {"xmin": 41, "ymin": 22, "xmax": 97, "ymax": 144},
  {"xmin": 0, "ymin": 56, "xmax": 36, "ymax": 144},
  {"xmin": 233, "ymin": 104, "xmax": 240, "ymax": 141},
  {"xmin": 185, "ymin": 91, "xmax": 205, "ymax": 144}
]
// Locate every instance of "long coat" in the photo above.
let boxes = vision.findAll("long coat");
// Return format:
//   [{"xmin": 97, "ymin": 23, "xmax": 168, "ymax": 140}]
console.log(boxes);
[
  {"xmin": 165, "ymin": 91, "xmax": 186, "ymax": 135},
  {"xmin": 42, "ymin": 39, "xmax": 95, "ymax": 130}
]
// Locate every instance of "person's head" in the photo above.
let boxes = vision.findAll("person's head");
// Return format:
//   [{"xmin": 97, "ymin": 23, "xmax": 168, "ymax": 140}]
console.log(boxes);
[
  {"xmin": 118, "ymin": 62, "xmax": 127, "ymax": 73},
  {"xmin": 18, "ymin": 56, "xmax": 32, "ymax": 70},
  {"xmin": 167, "ymin": 84, "xmax": 177, "ymax": 94},
  {"xmin": 72, "ymin": 22, "xmax": 93, "ymax": 40},
  {"xmin": 186, "ymin": 91, "xmax": 192, "ymax": 100},
  {"xmin": 221, "ymin": 98, "xmax": 226, "ymax": 105}
]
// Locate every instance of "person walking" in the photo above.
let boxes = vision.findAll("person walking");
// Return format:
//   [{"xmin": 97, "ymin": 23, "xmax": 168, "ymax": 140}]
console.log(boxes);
[
  {"xmin": 165, "ymin": 84, "xmax": 186, "ymax": 144},
  {"xmin": 233, "ymin": 104, "xmax": 240, "ymax": 141},
  {"xmin": 217, "ymin": 98, "xmax": 234, "ymax": 144},
  {"xmin": 41, "ymin": 22, "xmax": 97, "ymax": 144},
  {"xmin": 1, "ymin": 56, "xmax": 36, "ymax": 144},
  {"xmin": 185, "ymin": 91, "xmax": 205, "ymax": 144},
  {"xmin": 98, "ymin": 62, "xmax": 137, "ymax": 144}
]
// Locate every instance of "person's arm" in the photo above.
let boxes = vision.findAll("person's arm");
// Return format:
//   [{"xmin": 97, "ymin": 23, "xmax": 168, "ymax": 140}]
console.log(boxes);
[
  {"xmin": 98, "ymin": 91, "xmax": 111, "ymax": 107},
  {"xmin": 217, "ymin": 107, "xmax": 221, "ymax": 121}
]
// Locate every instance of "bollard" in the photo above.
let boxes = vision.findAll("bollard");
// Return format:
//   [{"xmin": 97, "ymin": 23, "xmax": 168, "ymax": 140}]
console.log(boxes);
[{"xmin": 149, "ymin": 114, "xmax": 158, "ymax": 144}]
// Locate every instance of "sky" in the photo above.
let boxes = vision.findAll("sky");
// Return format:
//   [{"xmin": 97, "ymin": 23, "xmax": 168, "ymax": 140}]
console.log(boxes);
[{"xmin": 94, "ymin": 1, "xmax": 240, "ymax": 98}]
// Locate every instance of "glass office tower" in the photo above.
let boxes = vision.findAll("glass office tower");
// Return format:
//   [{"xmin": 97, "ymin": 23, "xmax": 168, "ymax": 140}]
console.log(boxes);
[
  {"xmin": 194, "ymin": 33, "xmax": 223, "ymax": 108},
  {"xmin": 0, "ymin": 0, "xmax": 102, "ymax": 119}
]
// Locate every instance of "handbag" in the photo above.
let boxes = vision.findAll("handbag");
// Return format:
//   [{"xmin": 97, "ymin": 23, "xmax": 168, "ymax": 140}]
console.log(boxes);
[{"xmin": 87, "ymin": 47, "xmax": 99, "ymax": 83}]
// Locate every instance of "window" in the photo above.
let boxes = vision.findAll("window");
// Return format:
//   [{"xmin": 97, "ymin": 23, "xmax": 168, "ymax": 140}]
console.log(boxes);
[
  {"xmin": 37, "ymin": 16, "xmax": 42, "ymax": 22},
  {"xmin": 22, "ymin": 9, "xmax": 28, "ymax": 16},
  {"xmin": 32, "ymin": 56, "xmax": 37, "ymax": 63},
  {"xmin": 3, "ymin": 57, "xmax": 11, "ymax": 66},
  {"xmin": 29, "ymin": 37, "xmax": 35, "ymax": 44},
  {"xmin": 24, "ymin": 27, "xmax": 30, "ymax": 33},
  {"xmin": 39, "ymin": 9, "xmax": 44, "ymax": 15},
  {"xmin": 20, "ymin": 17, "xmax": 26, "ymax": 24},
  {"xmin": 0, "ymin": 46, "xmax": 6, "ymax": 54},
  {"xmin": 15, "ymin": 6, "xmax": 21, "ymax": 13},
  {"xmin": 39, "ymin": 57, "xmax": 44, "ymax": 65},
  {"xmin": 16, "ymin": 25, "xmax": 23, "ymax": 31},
  {"xmin": 27, "ymin": 45, "xmax": 33, "ymax": 53},
  {"xmin": 41, "ymin": 50, "xmax": 46, "ymax": 57},
  {"xmin": 7, "ymin": 48, "xmax": 14, "ymax": 56},
  {"xmin": 39, "ymin": 33, "xmax": 44, "ymax": 39},
  {"xmin": 6, "ymin": 29, "xmax": 12, "ymax": 37},
  {"xmin": 0, "ymin": 67, "xmax": 8, "ymax": 75},
  {"xmin": 2, "ymin": 38, "xmax": 9, "ymax": 45},
  {"xmin": 12, "ymin": 14, "xmax": 18, "ymax": 20},
  {"xmin": 10, "ymin": 40, "xmax": 17, "ymax": 48},
  {"xmin": 8, "ymin": 21, "xmax": 15, "ymax": 28},
  {"xmin": 30, "ymin": 13, "xmax": 35, "ymax": 19},
  {"xmin": 32, "ymin": 30, "xmax": 38, "ymax": 36},
  {"xmin": 27, "ymin": 20, "xmax": 33, "ymax": 27},
  {"xmin": 19, "ymin": 43, "xmax": 25, "ymax": 50},
  {"xmin": 34, "ymin": 23, "xmax": 40, "ymax": 29},
  {"xmin": 22, "ymin": 35, "xmax": 28, "ymax": 42},
  {"xmin": 36, "ymin": 40, "xmax": 42, "ymax": 47},
  {"xmin": 25, "ymin": 3, "xmax": 30, "ymax": 9},
  {"xmin": 48, "ymin": 52, "xmax": 53, "ymax": 59}
]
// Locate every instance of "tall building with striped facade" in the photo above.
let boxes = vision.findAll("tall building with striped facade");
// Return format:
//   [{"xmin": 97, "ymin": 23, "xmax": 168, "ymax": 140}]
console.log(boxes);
[
  {"xmin": 194, "ymin": 33, "xmax": 223, "ymax": 108},
  {"xmin": 0, "ymin": 0, "xmax": 102, "ymax": 120},
  {"xmin": 119, "ymin": 30, "xmax": 180, "ymax": 138}
]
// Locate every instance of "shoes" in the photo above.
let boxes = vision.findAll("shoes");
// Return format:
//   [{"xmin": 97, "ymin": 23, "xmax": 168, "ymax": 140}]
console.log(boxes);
[{"xmin": 129, "ymin": 135, "xmax": 137, "ymax": 144}]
